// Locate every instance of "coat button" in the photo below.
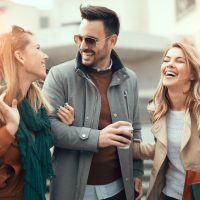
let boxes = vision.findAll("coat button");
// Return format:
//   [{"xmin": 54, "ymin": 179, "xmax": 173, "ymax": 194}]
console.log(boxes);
[
  {"xmin": 125, "ymin": 177, "xmax": 129, "ymax": 181},
  {"xmin": 86, "ymin": 116, "xmax": 89, "ymax": 120},
  {"xmin": 113, "ymin": 113, "xmax": 118, "ymax": 117}
]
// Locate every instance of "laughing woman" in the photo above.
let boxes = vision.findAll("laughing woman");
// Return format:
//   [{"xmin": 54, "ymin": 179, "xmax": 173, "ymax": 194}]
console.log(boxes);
[
  {"xmin": 0, "ymin": 26, "xmax": 53, "ymax": 200},
  {"xmin": 133, "ymin": 42, "xmax": 200, "ymax": 200}
]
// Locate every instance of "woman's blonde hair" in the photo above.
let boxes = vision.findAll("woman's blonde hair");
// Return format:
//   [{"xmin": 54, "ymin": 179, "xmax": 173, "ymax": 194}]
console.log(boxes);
[
  {"xmin": 152, "ymin": 42, "xmax": 200, "ymax": 129},
  {"xmin": 0, "ymin": 25, "xmax": 52, "ymax": 114}
]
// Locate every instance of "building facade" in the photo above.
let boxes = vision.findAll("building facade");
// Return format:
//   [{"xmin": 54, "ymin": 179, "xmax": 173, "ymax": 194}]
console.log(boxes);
[{"xmin": 1, "ymin": 0, "xmax": 200, "ymax": 122}]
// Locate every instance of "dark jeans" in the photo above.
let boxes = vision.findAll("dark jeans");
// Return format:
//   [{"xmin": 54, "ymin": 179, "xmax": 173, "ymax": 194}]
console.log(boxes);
[
  {"xmin": 103, "ymin": 189, "xmax": 127, "ymax": 200},
  {"xmin": 162, "ymin": 193, "xmax": 179, "ymax": 200}
]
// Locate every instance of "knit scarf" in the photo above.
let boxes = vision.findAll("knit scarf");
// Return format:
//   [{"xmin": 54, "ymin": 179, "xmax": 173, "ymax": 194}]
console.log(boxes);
[{"xmin": 16, "ymin": 97, "xmax": 54, "ymax": 200}]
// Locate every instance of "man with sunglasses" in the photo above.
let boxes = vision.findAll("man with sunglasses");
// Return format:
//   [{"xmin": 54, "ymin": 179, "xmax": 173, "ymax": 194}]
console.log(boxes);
[{"xmin": 43, "ymin": 5, "xmax": 143, "ymax": 200}]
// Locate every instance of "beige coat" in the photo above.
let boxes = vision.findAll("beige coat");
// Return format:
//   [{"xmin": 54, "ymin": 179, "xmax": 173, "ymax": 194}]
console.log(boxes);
[{"xmin": 133, "ymin": 109, "xmax": 200, "ymax": 200}]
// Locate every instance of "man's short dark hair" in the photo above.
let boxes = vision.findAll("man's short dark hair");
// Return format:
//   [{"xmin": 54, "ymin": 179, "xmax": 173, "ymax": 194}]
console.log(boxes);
[{"xmin": 80, "ymin": 5, "xmax": 120, "ymax": 36}]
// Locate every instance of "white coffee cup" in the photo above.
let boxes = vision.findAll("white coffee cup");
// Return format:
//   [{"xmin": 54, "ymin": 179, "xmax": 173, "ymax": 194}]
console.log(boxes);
[{"xmin": 118, "ymin": 125, "xmax": 133, "ymax": 149}]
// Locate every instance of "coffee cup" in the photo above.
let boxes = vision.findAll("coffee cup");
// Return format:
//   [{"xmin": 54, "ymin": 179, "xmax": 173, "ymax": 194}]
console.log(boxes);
[{"xmin": 118, "ymin": 125, "xmax": 133, "ymax": 149}]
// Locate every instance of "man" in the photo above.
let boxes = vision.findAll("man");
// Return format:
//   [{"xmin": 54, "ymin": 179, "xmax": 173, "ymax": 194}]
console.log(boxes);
[{"xmin": 43, "ymin": 5, "xmax": 143, "ymax": 200}]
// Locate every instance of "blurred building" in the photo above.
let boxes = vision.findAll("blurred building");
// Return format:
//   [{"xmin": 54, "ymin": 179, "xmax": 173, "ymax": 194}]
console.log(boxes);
[{"xmin": 0, "ymin": 0, "xmax": 200, "ymax": 122}]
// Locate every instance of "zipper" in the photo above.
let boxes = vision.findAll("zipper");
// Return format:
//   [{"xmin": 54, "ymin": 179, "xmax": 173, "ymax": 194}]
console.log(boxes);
[
  {"xmin": 124, "ymin": 90, "xmax": 130, "ymax": 120},
  {"xmin": 76, "ymin": 68, "xmax": 99, "ymax": 129},
  {"xmin": 85, "ymin": 76, "xmax": 99, "ymax": 128}
]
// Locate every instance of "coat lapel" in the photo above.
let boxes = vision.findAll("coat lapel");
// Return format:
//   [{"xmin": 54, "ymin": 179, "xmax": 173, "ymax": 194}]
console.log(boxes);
[
  {"xmin": 150, "ymin": 110, "xmax": 192, "ymax": 151},
  {"xmin": 151, "ymin": 116, "xmax": 167, "ymax": 148}
]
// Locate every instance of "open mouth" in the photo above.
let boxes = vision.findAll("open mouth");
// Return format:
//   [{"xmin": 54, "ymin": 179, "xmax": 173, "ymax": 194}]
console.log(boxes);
[
  {"xmin": 85, "ymin": 52, "xmax": 93, "ymax": 56},
  {"xmin": 82, "ymin": 52, "xmax": 94, "ymax": 57},
  {"xmin": 81, "ymin": 49, "xmax": 95, "ymax": 56},
  {"xmin": 165, "ymin": 71, "xmax": 177, "ymax": 77}
]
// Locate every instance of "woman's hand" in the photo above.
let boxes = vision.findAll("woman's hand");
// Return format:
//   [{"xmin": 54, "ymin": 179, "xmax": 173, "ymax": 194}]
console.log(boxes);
[
  {"xmin": 57, "ymin": 103, "xmax": 74, "ymax": 125},
  {"xmin": 0, "ymin": 92, "xmax": 20, "ymax": 136},
  {"xmin": 134, "ymin": 177, "xmax": 143, "ymax": 200}
]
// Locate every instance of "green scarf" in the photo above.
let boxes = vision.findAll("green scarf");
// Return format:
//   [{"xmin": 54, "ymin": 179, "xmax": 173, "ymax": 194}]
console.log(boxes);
[{"xmin": 16, "ymin": 97, "xmax": 54, "ymax": 200}]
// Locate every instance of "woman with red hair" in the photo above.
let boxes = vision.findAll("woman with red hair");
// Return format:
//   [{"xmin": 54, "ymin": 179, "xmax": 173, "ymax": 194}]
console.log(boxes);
[{"xmin": 0, "ymin": 25, "xmax": 53, "ymax": 200}]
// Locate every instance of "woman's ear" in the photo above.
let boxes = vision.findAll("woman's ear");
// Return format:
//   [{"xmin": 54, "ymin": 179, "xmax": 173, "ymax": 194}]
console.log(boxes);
[
  {"xmin": 14, "ymin": 50, "xmax": 24, "ymax": 65},
  {"xmin": 189, "ymin": 69, "xmax": 196, "ymax": 80},
  {"xmin": 190, "ymin": 74, "xmax": 195, "ymax": 81}
]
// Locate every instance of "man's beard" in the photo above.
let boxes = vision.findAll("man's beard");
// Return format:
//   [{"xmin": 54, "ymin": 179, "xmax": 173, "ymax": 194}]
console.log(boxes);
[{"xmin": 80, "ymin": 49, "xmax": 95, "ymax": 67}]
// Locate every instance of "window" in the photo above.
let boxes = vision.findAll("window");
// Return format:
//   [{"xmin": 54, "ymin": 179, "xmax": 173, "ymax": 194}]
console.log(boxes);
[
  {"xmin": 176, "ymin": 0, "xmax": 196, "ymax": 20},
  {"xmin": 40, "ymin": 16, "xmax": 49, "ymax": 28}
]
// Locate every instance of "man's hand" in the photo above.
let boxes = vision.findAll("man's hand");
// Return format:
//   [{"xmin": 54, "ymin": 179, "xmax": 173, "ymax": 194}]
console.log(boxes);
[
  {"xmin": 133, "ymin": 177, "xmax": 143, "ymax": 200},
  {"xmin": 98, "ymin": 121, "xmax": 132, "ymax": 148}
]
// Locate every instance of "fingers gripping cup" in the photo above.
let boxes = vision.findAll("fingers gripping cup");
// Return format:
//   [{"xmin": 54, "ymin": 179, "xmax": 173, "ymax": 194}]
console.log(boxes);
[{"xmin": 118, "ymin": 125, "xmax": 133, "ymax": 149}]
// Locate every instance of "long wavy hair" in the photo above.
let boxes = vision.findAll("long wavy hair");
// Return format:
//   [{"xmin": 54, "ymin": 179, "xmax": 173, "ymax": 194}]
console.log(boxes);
[
  {"xmin": 0, "ymin": 25, "xmax": 51, "ymax": 116},
  {"xmin": 151, "ymin": 42, "xmax": 200, "ymax": 129}
]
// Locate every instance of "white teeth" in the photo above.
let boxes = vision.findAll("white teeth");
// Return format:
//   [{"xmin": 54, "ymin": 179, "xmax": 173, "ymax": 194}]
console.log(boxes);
[
  {"xmin": 165, "ymin": 71, "xmax": 176, "ymax": 76},
  {"xmin": 83, "ymin": 52, "xmax": 93, "ymax": 56}
]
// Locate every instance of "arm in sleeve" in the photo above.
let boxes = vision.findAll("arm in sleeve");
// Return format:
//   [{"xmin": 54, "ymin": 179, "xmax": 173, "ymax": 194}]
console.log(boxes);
[
  {"xmin": 0, "ymin": 126, "xmax": 15, "ymax": 156},
  {"xmin": 132, "ymin": 142, "xmax": 155, "ymax": 160},
  {"xmin": 43, "ymin": 68, "xmax": 99, "ymax": 152},
  {"xmin": 131, "ymin": 75, "xmax": 144, "ymax": 178},
  {"xmin": 131, "ymin": 76, "xmax": 142, "ymax": 142}
]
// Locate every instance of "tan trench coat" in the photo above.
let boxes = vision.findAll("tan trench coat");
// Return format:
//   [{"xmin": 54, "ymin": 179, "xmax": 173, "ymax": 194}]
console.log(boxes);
[{"xmin": 133, "ymin": 109, "xmax": 200, "ymax": 200}]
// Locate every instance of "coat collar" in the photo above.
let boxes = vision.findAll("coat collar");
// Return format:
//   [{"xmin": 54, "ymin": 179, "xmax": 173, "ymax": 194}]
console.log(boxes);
[
  {"xmin": 151, "ymin": 117, "xmax": 167, "ymax": 147},
  {"xmin": 74, "ymin": 50, "xmax": 130, "ymax": 85},
  {"xmin": 75, "ymin": 49, "xmax": 125, "ymax": 74},
  {"xmin": 151, "ymin": 108, "xmax": 192, "ymax": 151},
  {"xmin": 148, "ymin": 101, "xmax": 168, "ymax": 147}
]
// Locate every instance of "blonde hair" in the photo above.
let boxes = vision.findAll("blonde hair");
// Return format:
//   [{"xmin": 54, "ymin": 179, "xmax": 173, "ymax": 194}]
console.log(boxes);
[
  {"xmin": 0, "ymin": 25, "xmax": 52, "ymax": 114},
  {"xmin": 152, "ymin": 42, "xmax": 200, "ymax": 129}
]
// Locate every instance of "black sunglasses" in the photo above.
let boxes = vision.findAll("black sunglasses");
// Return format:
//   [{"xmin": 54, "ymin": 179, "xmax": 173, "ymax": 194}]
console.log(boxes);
[{"xmin": 74, "ymin": 34, "xmax": 112, "ymax": 49}]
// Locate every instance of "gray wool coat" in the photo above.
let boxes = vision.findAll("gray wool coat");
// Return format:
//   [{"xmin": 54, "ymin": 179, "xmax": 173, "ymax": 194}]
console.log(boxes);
[{"xmin": 43, "ymin": 51, "xmax": 143, "ymax": 200}]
